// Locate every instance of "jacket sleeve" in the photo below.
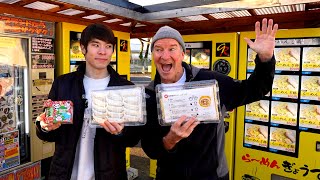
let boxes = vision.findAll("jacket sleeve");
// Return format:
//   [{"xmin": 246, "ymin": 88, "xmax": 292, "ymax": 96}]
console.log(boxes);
[
  {"xmin": 115, "ymin": 126, "xmax": 141, "ymax": 147},
  {"xmin": 217, "ymin": 55, "xmax": 276, "ymax": 111},
  {"xmin": 35, "ymin": 78, "xmax": 63, "ymax": 142},
  {"xmin": 141, "ymin": 90, "xmax": 174, "ymax": 159}
]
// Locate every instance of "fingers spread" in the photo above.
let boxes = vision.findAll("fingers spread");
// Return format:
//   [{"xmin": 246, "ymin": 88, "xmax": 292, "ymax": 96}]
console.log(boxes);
[
  {"xmin": 271, "ymin": 24, "xmax": 278, "ymax": 37},
  {"xmin": 244, "ymin": 37, "xmax": 254, "ymax": 48},
  {"xmin": 255, "ymin": 21, "xmax": 260, "ymax": 39},
  {"xmin": 261, "ymin": 18, "xmax": 268, "ymax": 34},
  {"xmin": 266, "ymin": 19, "xmax": 273, "ymax": 35}
]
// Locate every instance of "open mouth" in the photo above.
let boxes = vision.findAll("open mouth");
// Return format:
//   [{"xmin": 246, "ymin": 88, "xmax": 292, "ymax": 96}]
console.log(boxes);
[{"xmin": 161, "ymin": 64, "xmax": 172, "ymax": 73}]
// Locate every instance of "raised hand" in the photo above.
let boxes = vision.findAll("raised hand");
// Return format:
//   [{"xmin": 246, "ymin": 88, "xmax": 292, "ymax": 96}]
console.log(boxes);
[{"xmin": 244, "ymin": 18, "xmax": 278, "ymax": 62}]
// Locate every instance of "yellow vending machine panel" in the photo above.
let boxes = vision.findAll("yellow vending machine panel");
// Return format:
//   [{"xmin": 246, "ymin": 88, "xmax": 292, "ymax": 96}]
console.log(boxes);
[
  {"xmin": 234, "ymin": 28, "xmax": 320, "ymax": 180},
  {"xmin": 55, "ymin": 22, "xmax": 132, "ymax": 168},
  {"xmin": 149, "ymin": 33, "xmax": 238, "ymax": 179}
]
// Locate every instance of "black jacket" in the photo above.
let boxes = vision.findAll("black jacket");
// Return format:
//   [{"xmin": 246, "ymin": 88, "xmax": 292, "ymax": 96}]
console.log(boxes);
[
  {"xmin": 36, "ymin": 63, "xmax": 140, "ymax": 180},
  {"xmin": 141, "ymin": 56, "xmax": 275, "ymax": 180}
]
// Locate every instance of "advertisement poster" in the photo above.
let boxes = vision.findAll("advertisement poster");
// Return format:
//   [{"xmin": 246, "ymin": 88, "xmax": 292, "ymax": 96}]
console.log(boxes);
[
  {"xmin": 15, "ymin": 161, "xmax": 41, "ymax": 180},
  {"xmin": 302, "ymin": 47, "xmax": 320, "ymax": 72},
  {"xmin": 31, "ymin": 54, "xmax": 55, "ymax": 69},
  {"xmin": 0, "ymin": 15, "xmax": 54, "ymax": 37},
  {"xmin": 31, "ymin": 69, "xmax": 54, "ymax": 96},
  {"xmin": 31, "ymin": 37, "xmax": 54, "ymax": 53},
  {"xmin": 271, "ymin": 101, "xmax": 297, "ymax": 126},
  {"xmin": 70, "ymin": 61, "xmax": 85, "ymax": 72},
  {"xmin": 0, "ymin": 172, "xmax": 14, "ymax": 180},
  {"xmin": 190, "ymin": 49, "xmax": 210, "ymax": 69},
  {"xmin": 272, "ymin": 75, "xmax": 299, "ymax": 99},
  {"xmin": 0, "ymin": 103, "xmax": 15, "ymax": 133},
  {"xmin": 244, "ymin": 123, "xmax": 268, "ymax": 147},
  {"xmin": 0, "ymin": 37, "xmax": 27, "ymax": 67},
  {"xmin": 270, "ymin": 127, "xmax": 296, "ymax": 153},
  {"xmin": 247, "ymin": 48, "xmax": 256, "ymax": 72},
  {"xmin": 70, "ymin": 39, "xmax": 85, "ymax": 62},
  {"xmin": 0, "ymin": 76, "xmax": 14, "ymax": 97},
  {"xmin": 300, "ymin": 76, "xmax": 320, "ymax": 101},
  {"xmin": 299, "ymin": 104, "xmax": 320, "ymax": 130},
  {"xmin": 0, "ymin": 130, "xmax": 20, "ymax": 171},
  {"xmin": 245, "ymin": 100, "xmax": 269, "ymax": 122},
  {"xmin": 274, "ymin": 48, "xmax": 300, "ymax": 71}
]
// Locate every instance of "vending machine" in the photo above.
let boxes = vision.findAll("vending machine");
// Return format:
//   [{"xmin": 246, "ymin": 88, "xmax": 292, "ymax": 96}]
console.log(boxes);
[
  {"xmin": 234, "ymin": 28, "xmax": 320, "ymax": 180},
  {"xmin": 0, "ymin": 35, "xmax": 30, "ymax": 172},
  {"xmin": 149, "ymin": 33, "xmax": 239, "ymax": 179},
  {"xmin": 0, "ymin": 15, "xmax": 55, "ymax": 178}
]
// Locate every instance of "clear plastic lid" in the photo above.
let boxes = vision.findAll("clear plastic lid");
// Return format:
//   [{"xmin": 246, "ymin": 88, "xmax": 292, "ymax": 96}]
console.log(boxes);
[
  {"xmin": 156, "ymin": 80, "xmax": 221, "ymax": 126},
  {"xmin": 90, "ymin": 85, "xmax": 146, "ymax": 127}
]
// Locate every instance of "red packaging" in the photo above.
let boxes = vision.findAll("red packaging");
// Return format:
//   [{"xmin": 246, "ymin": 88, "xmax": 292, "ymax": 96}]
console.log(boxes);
[{"xmin": 44, "ymin": 100, "xmax": 73, "ymax": 124}]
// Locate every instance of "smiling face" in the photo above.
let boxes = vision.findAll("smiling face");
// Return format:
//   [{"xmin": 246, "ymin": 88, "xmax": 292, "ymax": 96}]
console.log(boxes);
[
  {"xmin": 81, "ymin": 38, "xmax": 113, "ymax": 77},
  {"xmin": 153, "ymin": 38, "xmax": 184, "ymax": 84}
]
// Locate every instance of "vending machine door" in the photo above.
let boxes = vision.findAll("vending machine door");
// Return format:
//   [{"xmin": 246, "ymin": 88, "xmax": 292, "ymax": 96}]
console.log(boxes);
[
  {"xmin": 0, "ymin": 36, "xmax": 30, "ymax": 173},
  {"xmin": 234, "ymin": 28, "xmax": 320, "ymax": 180}
]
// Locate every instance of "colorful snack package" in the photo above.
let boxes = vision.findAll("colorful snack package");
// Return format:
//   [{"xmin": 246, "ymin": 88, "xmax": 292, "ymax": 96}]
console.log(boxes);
[{"xmin": 44, "ymin": 100, "xmax": 73, "ymax": 124}]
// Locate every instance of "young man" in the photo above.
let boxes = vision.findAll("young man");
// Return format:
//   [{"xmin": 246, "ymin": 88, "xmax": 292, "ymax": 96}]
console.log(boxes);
[
  {"xmin": 141, "ymin": 18, "xmax": 278, "ymax": 180},
  {"xmin": 36, "ymin": 24, "xmax": 140, "ymax": 180}
]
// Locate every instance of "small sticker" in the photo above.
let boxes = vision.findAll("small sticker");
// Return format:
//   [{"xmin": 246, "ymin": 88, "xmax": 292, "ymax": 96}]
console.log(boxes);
[
  {"xmin": 199, "ymin": 96, "xmax": 211, "ymax": 107},
  {"xmin": 120, "ymin": 39, "xmax": 128, "ymax": 52},
  {"xmin": 213, "ymin": 59, "xmax": 231, "ymax": 75},
  {"xmin": 216, "ymin": 42, "xmax": 230, "ymax": 57}
]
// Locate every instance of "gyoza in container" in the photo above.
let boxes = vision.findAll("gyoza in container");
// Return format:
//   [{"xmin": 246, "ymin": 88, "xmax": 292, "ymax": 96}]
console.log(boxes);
[{"xmin": 91, "ymin": 85, "xmax": 146, "ymax": 126}]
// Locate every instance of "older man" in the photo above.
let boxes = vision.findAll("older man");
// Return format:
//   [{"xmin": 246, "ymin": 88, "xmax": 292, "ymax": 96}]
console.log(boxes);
[{"xmin": 141, "ymin": 18, "xmax": 278, "ymax": 180}]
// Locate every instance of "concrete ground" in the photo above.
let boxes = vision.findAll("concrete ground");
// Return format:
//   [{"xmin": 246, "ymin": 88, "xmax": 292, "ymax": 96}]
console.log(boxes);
[{"xmin": 130, "ymin": 145, "xmax": 154, "ymax": 180}]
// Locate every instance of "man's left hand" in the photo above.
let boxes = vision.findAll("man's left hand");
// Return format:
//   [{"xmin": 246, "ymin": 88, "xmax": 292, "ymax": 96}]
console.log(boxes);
[{"xmin": 244, "ymin": 18, "xmax": 278, "ymax": 62}]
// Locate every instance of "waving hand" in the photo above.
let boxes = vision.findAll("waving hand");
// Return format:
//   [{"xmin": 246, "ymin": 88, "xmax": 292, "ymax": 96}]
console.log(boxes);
[{"xmin": 244, "ymin": 18, "xmax": 278, "ymax": 62}]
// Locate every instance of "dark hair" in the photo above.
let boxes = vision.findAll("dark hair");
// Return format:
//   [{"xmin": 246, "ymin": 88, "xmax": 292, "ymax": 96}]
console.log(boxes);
[{"xmin": 80, "ymin": 23, "xmax": 116, "ymax": 52}]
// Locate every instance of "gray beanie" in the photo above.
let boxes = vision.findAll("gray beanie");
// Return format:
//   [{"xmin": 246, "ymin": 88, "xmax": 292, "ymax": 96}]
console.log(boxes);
[{"xmin": 151, "ymin": 26, "xmax": 186, "ymax": 53}]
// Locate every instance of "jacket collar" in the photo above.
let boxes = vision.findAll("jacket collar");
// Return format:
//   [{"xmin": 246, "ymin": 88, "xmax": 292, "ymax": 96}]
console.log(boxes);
[{"xmin": 75, "ymin": 62, "xmax": 121, "ymax": 86}]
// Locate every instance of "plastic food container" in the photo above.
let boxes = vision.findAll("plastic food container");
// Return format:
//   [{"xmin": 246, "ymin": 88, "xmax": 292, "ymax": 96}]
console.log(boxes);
[
  {"xmin": 156, "ymin": 80, "xmax": 221, "ymax": 126},
  {"xmin": 91, "ymin": 85, "xmax": 146, "ymax": 126}
]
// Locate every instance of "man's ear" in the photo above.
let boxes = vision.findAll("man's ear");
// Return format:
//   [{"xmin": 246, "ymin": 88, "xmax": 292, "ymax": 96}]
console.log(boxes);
[
  {"xmin": 80, "ymin": 44, "xmax": 86, "ymax": 55},
  {"xmin": 181, "ymin": 50, "xmax": 185, "ymax": 59}
]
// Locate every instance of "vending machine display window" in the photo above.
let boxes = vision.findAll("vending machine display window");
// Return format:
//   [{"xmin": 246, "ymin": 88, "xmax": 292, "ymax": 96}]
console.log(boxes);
[
  {"xmin": 184, "ymin": 41, "xmax": 212, "ymax": 70},
  {"xmin": 244, "ymin": 37, "xmax": 320, "ymax": 157},
  {"xmin": 0, "ymin": 36, "xmax": 31, "ymax": 171}
]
